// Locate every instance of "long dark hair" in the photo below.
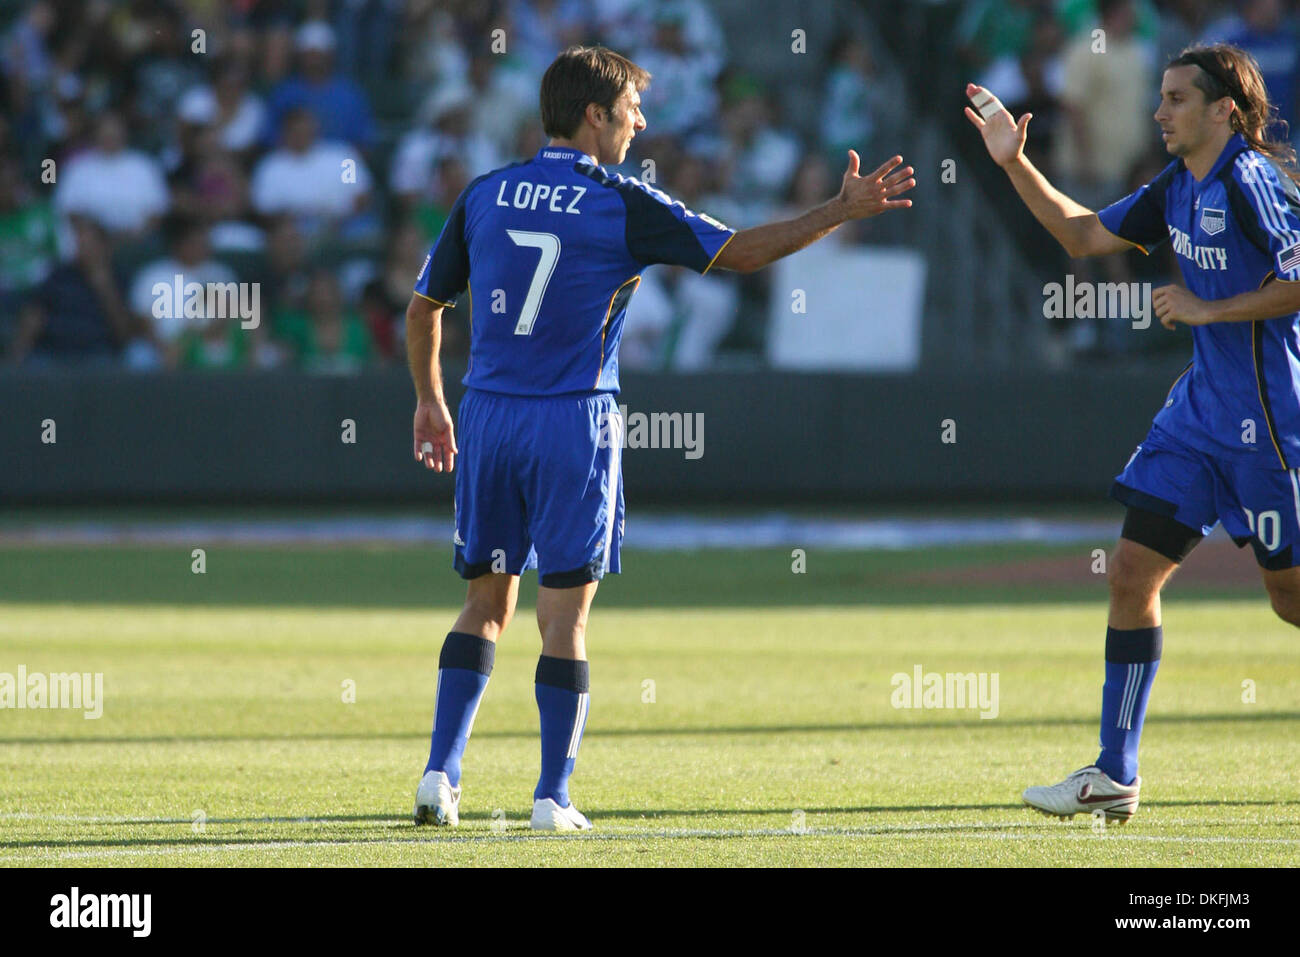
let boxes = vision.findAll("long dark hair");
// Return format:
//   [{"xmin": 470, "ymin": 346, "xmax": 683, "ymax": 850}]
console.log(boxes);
[{"xmin": 1168, "ymin": 44, "xmax": 1300, "ymax": 185}]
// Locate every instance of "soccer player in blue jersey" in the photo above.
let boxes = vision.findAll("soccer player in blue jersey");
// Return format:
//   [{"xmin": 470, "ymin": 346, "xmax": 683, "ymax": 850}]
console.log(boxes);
[
  {"xmin": 967, "ymin": 44, "xmax": 1300, "ymax": 823},
  {"xmin": 406, "ymin": 46, "xmax": 915, "ymax": 830}
]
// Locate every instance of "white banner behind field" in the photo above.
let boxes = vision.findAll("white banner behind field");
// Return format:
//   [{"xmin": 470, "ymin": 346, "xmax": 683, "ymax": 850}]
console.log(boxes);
[{"xmin": 766, "ymin": 245, "xmax": 926, "ymax": 371}]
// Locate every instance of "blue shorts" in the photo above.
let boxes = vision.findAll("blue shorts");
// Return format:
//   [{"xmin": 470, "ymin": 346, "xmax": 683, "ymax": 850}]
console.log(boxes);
[
  {"xmin": 1111, "ymin": 426, "xmax": 1300, "ymax": 570},
  {"xmin": 453, "ymin": 388, "xmax": 624, "ymax": 587}
]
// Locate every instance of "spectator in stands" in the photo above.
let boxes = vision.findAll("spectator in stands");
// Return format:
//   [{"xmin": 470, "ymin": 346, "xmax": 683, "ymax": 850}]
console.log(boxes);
[
  {"xmin": 265, "ymin": 20, "xmax": 375, "ymax": 152},
  {"xmin": 1053, "ymin": 0, "xmax": 1152, "ymax": 213},
  {"xmin": 391, "ymin": 88, "xmax": 501, "ymax": 214},
  {"xmin": 54, "ymin": 111, "xmax": 169, "ymax": 238},
  {"xmin": 167, "ymin": 98, "xmax": 253, "ymax": 236},
  {"xmin": 43, "ymin": 73, "xmax": 94, "ymax": 168},
  {"xmin": 1157, "ymin": 0, "xmax": 1216, "ymax": 66},
  {"xmin": 633, "ymin": 3, "xmax": 724, "ymax": 144},
  {"xmin": 718, "ymin": 81, "xmax": 802, "ymax": 223},
  {"xmin": 408, "ymin": 52, "xmax": 533, "ymax": 169},
  {"xmin": 0, "ymin": 153, "xmax": 61, "ymax": 329},
  {"xmin": 1, "ymin": 1, "xmax": 56, "ymax": 104},
  {"xmin": 506, "ymin": 0, "xmax": 591, "ymax": 77},
  {"xmin": 7, "ymin": 217, "xmax": 132, "ymax": 368},
  {"xmin": 956, "ymin": 0, "xmax": 1043, "ymax": 74},
  {"xmin": 994, "ymin": 13, "xmax": 1066, "ymax": 174},
  {"xmin": 127, "ymin": 214, "xmax": 240, "ymax": 369},
  {"xmin": 334, "ymin": 0, "xmax": 403, "ymax": 89},
  {"xmin": 175, "ymin": 59, "xmax": 267, "ymax": 157},
  {"xmin": 1200, "ymin": 0, "xmax": 1299, "ymax": 146},
  {"xmin": 272, "ymin": 268, "xmax": 374, "ymax": 374},
  {"xmin": 820, "ymin": 35, "xmax": 902, "ymax": 171},
  {"xmin": 260, "ymin": 216, "xmax": 311, "ymax": 321},
  {"xmin": 250, "ymin": 106, "xmax": 375, "ymax": 242},
  {"xmin": 127, "ymin": 2, "xmax": 204, "ymax": 153}
]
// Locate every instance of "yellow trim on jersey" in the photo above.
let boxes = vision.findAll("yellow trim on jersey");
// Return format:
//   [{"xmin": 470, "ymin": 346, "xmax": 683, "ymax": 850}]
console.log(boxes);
[
  {"xmin": 1251, "ymin": 319, "xmax": 1290, "ymax": 468},
  {"xmin": 594, "ymin": 275, "xmax": 642, "ymax": 388},
  {"xmin": 1164, "ymin": 361, "xmax": 1192, "ymax": 403},
  {"xmin": 413, "ymin": 290, "xmax": 455, "ymax": 307},
  {"xmin": 466, "ymin": 285, "xmax": 474, "ymax": 378},
  {"xmin": 1096, "ymin": 220, "xmax": 1152, "ymax": 256},
  {"xmin": 701, "ymin": 232, "xmax": 737, "ymax": 274}
]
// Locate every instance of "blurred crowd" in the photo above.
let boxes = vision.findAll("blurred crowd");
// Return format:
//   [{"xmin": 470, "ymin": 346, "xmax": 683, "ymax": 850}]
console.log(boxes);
[
  {"xmin": 0, "ymin": 0, "xmax": 902, "ymax": 373},
  {"xmin": 955, "ymin": 0, "xmax": 1300, "ymax": 358},
  {"xmin": 4, "ymin": 0, "xmax": 1295, "ymax": 373}
]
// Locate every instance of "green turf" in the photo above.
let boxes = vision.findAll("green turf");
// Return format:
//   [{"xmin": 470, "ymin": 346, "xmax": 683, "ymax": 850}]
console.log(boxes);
[{"xmin": 1, "ymin": 543, "xmax": 1297, "ymax": 866}]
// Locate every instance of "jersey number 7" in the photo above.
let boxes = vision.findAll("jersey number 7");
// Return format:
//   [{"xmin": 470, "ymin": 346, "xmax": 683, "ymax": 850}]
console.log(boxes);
[{"xmin": 506, "ymin": 229, "xmax": 561, "ymax": 335}]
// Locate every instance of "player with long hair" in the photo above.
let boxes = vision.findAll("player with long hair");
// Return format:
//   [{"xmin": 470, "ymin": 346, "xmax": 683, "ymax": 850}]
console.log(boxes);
[{"xmin": 967, "ymin": 43, "xmax": 1300, "ymax": 822}]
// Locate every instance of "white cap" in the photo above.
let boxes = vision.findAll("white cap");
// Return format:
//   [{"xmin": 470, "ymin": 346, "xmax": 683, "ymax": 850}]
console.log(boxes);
[
  {"xmin": 295, "ymin": 20, "xmax": 336, "ymax": 53},
  {"xmin": 176, "ymin": 87, "xmax": 218, "ymax": 125}
]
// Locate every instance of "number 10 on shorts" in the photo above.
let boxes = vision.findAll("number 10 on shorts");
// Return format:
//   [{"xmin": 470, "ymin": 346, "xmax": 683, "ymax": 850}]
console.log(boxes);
[{"xmin": 1243, "ymin": 508, "xmax": 1282, "ymax": 551}]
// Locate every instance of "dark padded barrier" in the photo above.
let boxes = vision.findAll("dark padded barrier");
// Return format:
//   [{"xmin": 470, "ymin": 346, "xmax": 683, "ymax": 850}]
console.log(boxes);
[{"xmin": 0, "ymin": 361, "xmax": 1192, "ymax": 505}]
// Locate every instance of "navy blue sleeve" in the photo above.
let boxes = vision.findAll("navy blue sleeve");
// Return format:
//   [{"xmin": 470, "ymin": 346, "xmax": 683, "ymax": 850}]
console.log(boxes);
[
  {"xmin": 1096, "ymin": 162, "xmax": 1178, "ymax": 254},
  {"xmin": 616, "ymin": 178, "xmax": 735, "ymax": 274},
  {"xmin": 414, "ymin": 188, "xmax": 470, "ymax": 306}
]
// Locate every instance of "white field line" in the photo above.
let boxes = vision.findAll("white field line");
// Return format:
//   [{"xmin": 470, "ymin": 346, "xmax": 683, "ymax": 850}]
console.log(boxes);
[
  {"xmin": 3, "ymin": 820, "xmax": 1299, "ymax": 862},
  {"xmin": 2, "ymin": 812, "xmax": 1296, "ymax": 829}
]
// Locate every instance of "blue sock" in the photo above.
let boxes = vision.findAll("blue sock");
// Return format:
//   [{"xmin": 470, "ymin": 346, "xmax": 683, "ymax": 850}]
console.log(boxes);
[
  {"xmin": 425, "ymin": 632, "xmax": 495, "ymax": 786},
  {"xmin": 533, "ymin": 656, "xmax": 590, "ymax": 806},
  {"xmin": 1095, "ymin": 626, "xmax": 1162, "ymax": 786}
]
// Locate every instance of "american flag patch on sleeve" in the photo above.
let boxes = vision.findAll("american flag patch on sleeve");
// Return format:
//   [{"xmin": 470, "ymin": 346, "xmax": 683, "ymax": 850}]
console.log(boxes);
[{"xmin": 1281, "ymin": 241, "xmax": 1300, "ymax": 274}]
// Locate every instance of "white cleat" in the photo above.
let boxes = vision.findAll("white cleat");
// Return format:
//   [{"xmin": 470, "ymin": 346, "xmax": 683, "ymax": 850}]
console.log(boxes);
[
  {"xmin": 1023, "ymin": 766, "xmax": 1140, "ymax": 823},
  {"xmin": 530, "ymin": 797, "xmax": 592, "ymax": 831},
  {"xmin": 413, "ymin": 770, "xmax": 461, "ymax": 827}
]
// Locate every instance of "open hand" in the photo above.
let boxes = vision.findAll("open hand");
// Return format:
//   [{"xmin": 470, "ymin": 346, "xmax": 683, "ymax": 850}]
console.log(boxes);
[
  {"xmin": 838, "ymin": 151, "xmax": 915, "ymax": 220},
  {"xmin": 964, "ymin": 83, "xmax": 1031, "ymax": 168},
  {"xmin": 413, "ymin": 400, "xmax": 458, "ymax": 472}
]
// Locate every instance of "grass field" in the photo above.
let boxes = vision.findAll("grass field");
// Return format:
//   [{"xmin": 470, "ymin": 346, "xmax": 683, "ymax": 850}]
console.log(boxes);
[{"xmin": 2, "ymin": 539, "xmax": 1298, "ymax": 867}]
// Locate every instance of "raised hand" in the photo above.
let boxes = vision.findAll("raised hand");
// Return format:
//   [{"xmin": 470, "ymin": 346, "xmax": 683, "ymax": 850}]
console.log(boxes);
[
  {"xmin": 838, "ymin": 151, "xmax": 915, "ymax": 220},
  {"xmin": 964, "ymin": 83, "xmax": 1031, "ymax": 168}
]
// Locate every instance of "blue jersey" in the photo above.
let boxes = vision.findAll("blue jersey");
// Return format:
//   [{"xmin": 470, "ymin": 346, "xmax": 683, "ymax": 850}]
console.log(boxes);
[
  {"xmin": 414, "ymin": 145, "xmax": 735, "ymax": 396},
  {"xmin": 1099, "ymin": 133, "xmax": 1300, "ymax": 468}
]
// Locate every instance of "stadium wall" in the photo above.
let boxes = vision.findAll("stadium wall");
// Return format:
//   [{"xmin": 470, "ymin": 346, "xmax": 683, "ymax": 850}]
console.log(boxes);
[{"xmin": 1, "ymin": 362, "xmax": 1191, "ymax": 505}]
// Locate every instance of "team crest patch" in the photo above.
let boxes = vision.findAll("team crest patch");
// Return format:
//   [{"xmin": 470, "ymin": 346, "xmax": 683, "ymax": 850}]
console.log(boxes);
[{"xmin": 1200, "ymin": 207, "xmax": 1226, "ymax": 236}]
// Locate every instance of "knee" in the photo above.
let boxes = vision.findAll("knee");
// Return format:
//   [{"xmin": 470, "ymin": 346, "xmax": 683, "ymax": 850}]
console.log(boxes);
[
  {"xmin": 537, "ymin": 603, "xmax": 588, "ymax": 640},
  {"xmin": 463, "ymin": 591, "xmax": 513, "ymax": 639},
  {"xmin": 1108, "ymin": 553, "xmax": 1160, "ymax": 606},
  {"xmin": 1268, "ymin": 588, "xmax": 1300, "ymax": 628}
]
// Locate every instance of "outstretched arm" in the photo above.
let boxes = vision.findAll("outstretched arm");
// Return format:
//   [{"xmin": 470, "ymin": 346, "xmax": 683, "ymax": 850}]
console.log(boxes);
[
  {"xmin": 406, "ymin": 293, "xmax": 458, "ymax": 472},
  {"xmin": 712, "ymin": 151, "xmax": 915, "ymax": 273},
  {"xmin": 964, "ymin": 83, "xmax": 1128, "ymax": 259}
]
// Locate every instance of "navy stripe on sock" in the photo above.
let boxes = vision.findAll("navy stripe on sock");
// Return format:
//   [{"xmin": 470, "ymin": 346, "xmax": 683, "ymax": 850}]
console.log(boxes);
[
  {"xmin": 1105, "ymin": 626, "xmax": 1162, "ymax": 664},
  {"xmin": 535, "ymin": 655, "xmax": 589, "ymax": 693},
  {"xmin": 439, "ymin": 632, "xmax": 496, "ymax": 675}
]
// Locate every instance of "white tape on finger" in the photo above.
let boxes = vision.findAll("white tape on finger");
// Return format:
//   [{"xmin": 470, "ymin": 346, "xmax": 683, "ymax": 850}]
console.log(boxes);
[
  {"xmin": 970, "ymin": 90, "xmax": 1003, "ymax": 120},
  {"xmin": 421, "ymin": 442, "xmax": 434, "ymax": 455}
]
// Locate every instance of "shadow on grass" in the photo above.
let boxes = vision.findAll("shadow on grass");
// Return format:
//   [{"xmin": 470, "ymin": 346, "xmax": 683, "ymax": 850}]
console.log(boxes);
[
  {"xmin": 0, "ymin": 544, "xmax": 1241, "ymax": 609},
  {"xmin": 3, "ymin": 711, "xmax": 1296, "ymax": 747},
  {"xmin": 6, "ymin": 798, "xmax": 1298, "ymax": 852}
]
